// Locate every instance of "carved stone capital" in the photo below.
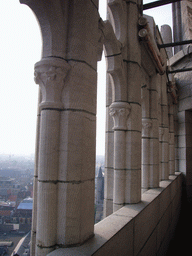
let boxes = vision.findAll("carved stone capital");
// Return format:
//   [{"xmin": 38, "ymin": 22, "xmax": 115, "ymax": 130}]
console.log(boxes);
[
  {"xmin": 109, "ymin": 102, "xmax": 131, "ymax": 130},
  {"xmin": 34, "ymin": 58, "xmax": 70, "ymax": 110},
  {"xmin": 142, "ymin": 119, "xmax": 152, "ymax": 137}
]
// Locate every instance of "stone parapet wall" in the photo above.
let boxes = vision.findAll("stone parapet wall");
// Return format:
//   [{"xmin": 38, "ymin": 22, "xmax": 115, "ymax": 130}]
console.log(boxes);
[{"xmin": 48, "ymin": 172, "xmax": 182, "ymax": 256}]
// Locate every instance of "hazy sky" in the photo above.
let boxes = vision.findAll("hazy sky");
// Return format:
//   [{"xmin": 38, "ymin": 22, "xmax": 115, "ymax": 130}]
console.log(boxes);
[{"xmin": 0, "ymin": 1, "xmax": 172, "ymax": 156}]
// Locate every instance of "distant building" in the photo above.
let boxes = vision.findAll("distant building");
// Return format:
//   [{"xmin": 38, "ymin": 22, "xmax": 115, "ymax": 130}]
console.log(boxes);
[
  {"xmin": 0, "ymin": 177, "xmax": 21, "ymax": 201},
  {"xmin": 15, "ymin": 197, "xmax": 33, "ymax": 225},
  {"xmin": 95, "ymin": 167, "xmax": 104, "ymax": 223},
  {"xmin": 0, "ymin": 197, "xmax": 33, "ymax": 234}
]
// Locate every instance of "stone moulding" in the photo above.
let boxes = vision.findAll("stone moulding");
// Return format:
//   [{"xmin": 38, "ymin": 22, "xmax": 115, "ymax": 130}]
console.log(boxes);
[
  {"xmin": 108, "ymin": 0, "xmax": 127, "ymax": 45},
  {"xmin": 34, "ymin": 58, "xmax": 71, "ymax": 110},
  {"xmin": 109, "ymin": 102, "xmax": 131, "ymax": 130},
  {"xmin": 20, "ymin": 0, "xmax": 69, "ymax": 59},
  {"xmin": 99, "ymin": 19, "xmax": 127, "ymax": 102}
]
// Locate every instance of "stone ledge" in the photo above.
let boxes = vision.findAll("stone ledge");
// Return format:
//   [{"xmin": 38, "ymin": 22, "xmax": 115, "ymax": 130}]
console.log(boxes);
[
  {"xmin": 169, "ymin": 45, "xmax": 192, "ymax": 66},
  {"xmin": 48, "ymin": 172, "xmax": 182, "ymax": 256}
]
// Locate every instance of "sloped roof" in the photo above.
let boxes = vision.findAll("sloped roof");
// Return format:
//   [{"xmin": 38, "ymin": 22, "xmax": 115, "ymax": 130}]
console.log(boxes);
[
  {"xmin": 17, "ymin": 197, "xmax": 33, "ymax": 210},
  {"xmin": 97, "ymin": 167, "xmax": 103, "ymax": 178}
]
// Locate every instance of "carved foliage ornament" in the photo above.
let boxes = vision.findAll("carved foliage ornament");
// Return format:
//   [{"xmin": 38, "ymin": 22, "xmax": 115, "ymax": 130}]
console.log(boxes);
[
  {"xmin": 109, "ymin": 102, "xmax": 131, "ymax": 130},
  {"xmin": 34, "ymin": 58, "xmax": 70, "ymax": 110}
]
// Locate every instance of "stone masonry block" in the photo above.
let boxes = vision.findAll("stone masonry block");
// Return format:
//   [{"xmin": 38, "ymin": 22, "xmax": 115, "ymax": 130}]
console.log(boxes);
[
  {"xmin": 161, "ymin": 75, "xmax": 168, "ymax": 106},
  {"xmin": 178, "ymin": 135, "xmax": 186, "ymax": 148},
  {"xmin": 150, "ymin": 90, "xmax": 159, "ymax": 119},
  {"xmin": 57, "ymin": 180, "xmax": 94, "ymax": 246},
  {"xmin": 104, "ymin": 168, "xmax": 114, "ymax": 200},
  {"xmin": 126, "ymin": 3, "xmax": 141, "ymax": 64},
  {"xmin": 127, "ymin": 64, "xmax": 142, "ymax": 103},
  {"xmin": 113, "ymin": 169, "xmax": 126, "ymax": 205},
  {"xmin": 169, "ymin": 175, "xmax": 179, "ymax": 201},
  {"xmin": 161, "ymin": 142, "xmax": 169, "ymax": 162},
  {"xmin": 161, "ymin": 105, "xmax": 169, "ymax": 127},
  {"xmin": 157, "ymin": 205, "xmax": 171, "ymax": 251},
  {"xmin": 126, "ymin": 131, "xmax": 141, "ymax": 170},
  {"xmin": 179, "ymin": 97, "xmax": 192, "ymax": 112},
  {"xmin": 94, "ymin": 217, "xmax": 133, "ymax": 256},
  {"xmin": 127, "ymin": 103, "xmax": 142, "ymax": 131},
  {"xmin": 150, "ymin": 119, "xmax": 159, "ymax": 138},
  {"xmin": 178, "ymin": 147, "xmax": 186, "ymax": 160},
  {"xmin": 149, "ymin": 164, "xmax": 159, "ymax": 188},
  {"xmin": 177, "ymin": 111, "xmax": 185, "ymax": 124},
  {"xmin": 142, "ymin": 165, "xmax": 149, "ymax": 188},
  {"xmin": 169, "ymin": 132, "xmax": 175, "ymax": 144},
  {"xmin": 106, "ymin": 106, "xmax": 114, "ymax": 132},
  {"xmin": 159, "ymin": 182, "xmax": 171, "ymax": 217},
  {"xmin": 179, "ymin": 159, "xmax": 186, "ymax": 173},
  {"xmin": 150, "ymin": 138, "xmax": 159, "ymax": 165},
  {"xmin": 38, "ymin": 110, "xmax": 60, "ymax": 181},
  {"xmin": 161, "ymin": 162, "xmax": 169, "ymax": 180},
  {"xmin": 142, "ymin": 138, "xmax": 150, "ymax": 165},
  {"xmin": 105, "ymin": 132, "xmax": 114, "ymax": 168},
  {"xmin": 125, "ymin": 169, "xmax": 141, "ymax": 203},
  {"xmin": 141, "ymin": 86, "xmax": 150, "ymax": 118},
  {"xmin": 36, "ymin": 182, "xmax": 58, "ymax": 248},
  {"xmin": 106, "ymin": 73, "xmax": 113, "ymax": 106},
  {"xmin": 103, "ymin": 199, "xmax": 113, "ymax": 218},
  {"xmin": 59, "ymin": 110, "xmax": 96, "ymax": 182},
  {"xmin": 63, "ymin": 61, "xmax": 97, "ymax": 114},
  {"xmin": 134, "ymin": 195, "xmax": 159, "ymax": 255},
  {"xmin": 169, "ymin": 145, "xmax": 175, "ymax": 161},
  {"xmin": 66, "ymin": 0, "xmax": 99, "ymax": 69},
  {"xmin": 114, "ymin": 131, "xmax": 126, "ymax": 170},
  {"xmin": 138, "ymin": 229, "xmax": 157, "ymax": 256}
]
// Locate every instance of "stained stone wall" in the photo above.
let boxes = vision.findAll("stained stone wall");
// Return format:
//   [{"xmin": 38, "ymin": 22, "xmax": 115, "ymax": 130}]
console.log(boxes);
[
  {"xmin": 170, "ymin": 46, "xmax": 192, "ymax": 203},
  {"xmin": 181, "ymin": 0, "xmax": 192, "ymax": 41}
]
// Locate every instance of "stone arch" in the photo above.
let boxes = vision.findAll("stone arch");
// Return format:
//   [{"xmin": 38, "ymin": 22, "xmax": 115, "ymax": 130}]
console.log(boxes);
[
  {"xmin": 20, "ymin": 0, "xmax": 68, "ymax": 59},
  {"xmin": 98, "ymin": 17, "xmax": 127, "ymax": 102}
]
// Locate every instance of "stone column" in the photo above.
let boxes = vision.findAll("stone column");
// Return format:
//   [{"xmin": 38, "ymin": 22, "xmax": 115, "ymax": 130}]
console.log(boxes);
[
  {"xmin": 159, "ymin": 75, "xmax": 169, "ymax": 180},
  {"xmin": 110, "ymin": 102, "xmax": 131, "ymax": 212},
  {"xmin": 34, "ymin": 58, "xmax": 70, "ymax": 255},
  {"xmin": 20, "ymin": 1, "xmax": 99, "ymax": 254},
  {"xmin": 174, "ymin": 105, "xmax": 179, "ymax": 172},
  {"xmin": 172, "ymin": 1, "xmax": 183, "ymax": 54},
  {"xmin": 160, "ymin": 25, "xmax": 173, "ymax": 59},
  {"xmin": 148, "ymin": 75, "xmax": 159, "ymax": 187},
  {"xmin": 104, "ymin": 74, "xmax": 114, "ymax": 217},
  {"xmin": 168, "ymin": 99, "xmax": 175, "ymax": 175},
  {"xmin": 142, "ymin": 119, "xmax": 152, "ymax": 191},
  {"xmin": 30, "ymin": 88, "xmax": 41, "ymax": 256},
  {"xmin": 142, "ymin": 75, "xmax": 159, "ymax": 190},
  {"xmin": 125, "ymin": 0, "xmax": 142, "ymax": 203},
  {"xmin": 141, "ymin": 80, "xmax": 150, "ymax": 192}
]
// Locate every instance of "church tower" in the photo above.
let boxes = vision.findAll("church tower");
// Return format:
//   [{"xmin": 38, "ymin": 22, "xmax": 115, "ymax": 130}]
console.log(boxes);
[{"xmin": 95, "ymin": 167, "xmax": 104, "ymax": 223}]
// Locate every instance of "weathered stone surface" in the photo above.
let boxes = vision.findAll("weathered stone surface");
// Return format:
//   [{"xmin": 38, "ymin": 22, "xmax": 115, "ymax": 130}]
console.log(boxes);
[
  {"xmin": 58, "ymin": 111, "xmax": 96, "ymax": 182},
  {"xmin": 57, "ymin": 180, "xmax": 94, "ymax": 246},
  {"xmin": 19, "ymin": 0, "xmax": 190, "ymax": 254}
]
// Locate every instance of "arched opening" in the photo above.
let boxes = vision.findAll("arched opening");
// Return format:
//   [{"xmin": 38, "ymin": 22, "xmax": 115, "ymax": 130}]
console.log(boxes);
[
  {"xmin": 95, "ymin": 1, "xmax": 107, "ymax": 223},
  {"xmin": 0, "ymin": 1, "xmax": 41, "ymax": 156},
  {"xmin": 0, "ymin": 2, "xmax": 41, "ymax": 254}
]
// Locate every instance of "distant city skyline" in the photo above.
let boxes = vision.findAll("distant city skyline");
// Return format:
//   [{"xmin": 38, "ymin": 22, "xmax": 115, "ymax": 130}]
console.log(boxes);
[{"xmin": 0, "ymin": 1, "xmax": 172, "ymax": 156}]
